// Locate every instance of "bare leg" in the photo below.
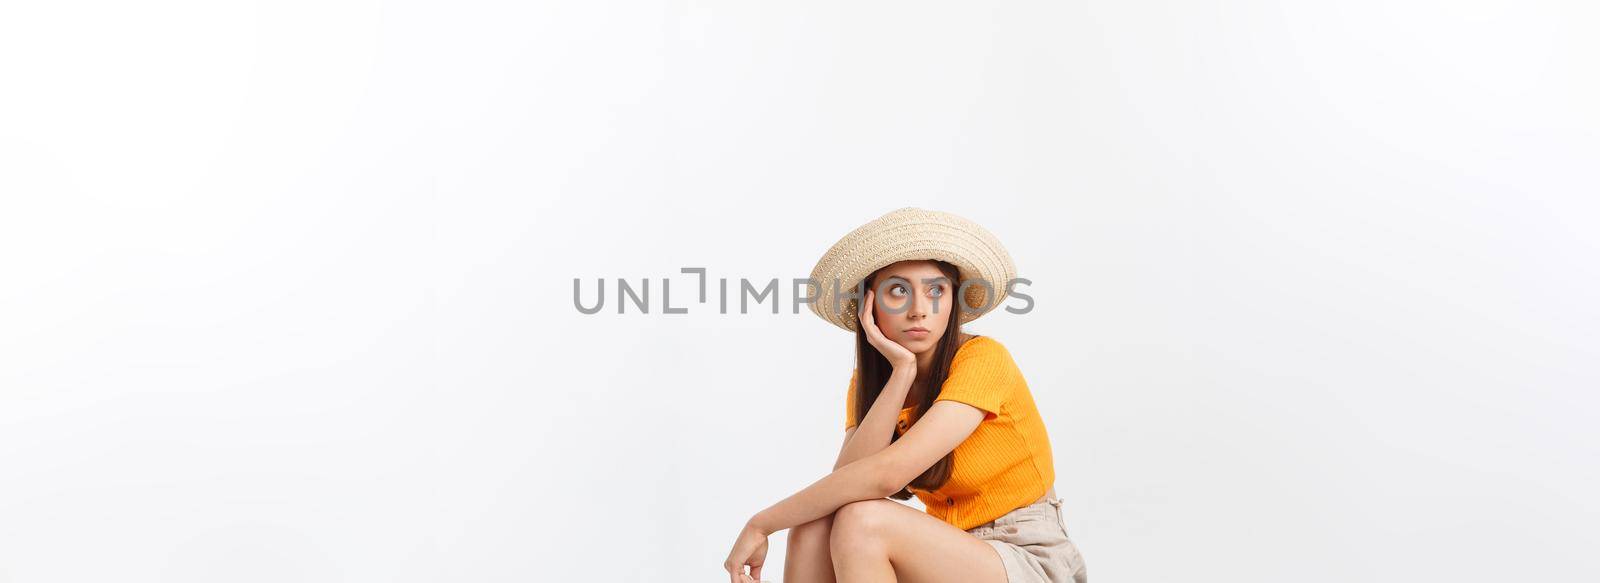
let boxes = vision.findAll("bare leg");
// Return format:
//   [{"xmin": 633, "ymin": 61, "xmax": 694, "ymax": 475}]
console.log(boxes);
[
  {"xmin": 784, "ymin": 512, "xmax": 839, "ymax": 583},
  {"xmin": 829, "ymin": 499, "xmax": 1006, "ymax": 583}
]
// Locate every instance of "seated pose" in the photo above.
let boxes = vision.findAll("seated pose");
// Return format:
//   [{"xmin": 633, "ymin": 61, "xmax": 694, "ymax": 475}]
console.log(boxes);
[{"xmin": 724, "ymin": 207, "xmax": 1088, "ymax": 583}]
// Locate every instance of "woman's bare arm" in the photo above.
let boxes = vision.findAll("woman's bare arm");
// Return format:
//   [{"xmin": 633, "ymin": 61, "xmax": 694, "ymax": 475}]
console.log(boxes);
[
  {"xmin": 833, "ymin": 366, "xmax": 915, "ymax": 471},
  {"xmin": 747, "ymin": 400, "xmax": 985, "ymax": 537},
  {"xmin": 835, "ymin": 426, "xmax": 857, "ymax": 465},
  {"xmin": 748, "ymin": 443, "xmax": 899, "ymax": 536}
]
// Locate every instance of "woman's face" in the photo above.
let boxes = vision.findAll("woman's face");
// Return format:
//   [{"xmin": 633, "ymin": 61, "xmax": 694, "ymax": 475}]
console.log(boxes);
[{"xmin": 868, "ymin": 260, "xmax": 955, "ymax": 354}]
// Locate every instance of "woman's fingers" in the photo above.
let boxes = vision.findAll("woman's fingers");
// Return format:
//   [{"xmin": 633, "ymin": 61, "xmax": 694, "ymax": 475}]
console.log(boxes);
[
  {"xmin": 862, "ymin": 291, "xmax": 880, "ymax": 336},
  {"xmin": 863, "ymin": 294, "xmax": 896, "ymax": 354}
]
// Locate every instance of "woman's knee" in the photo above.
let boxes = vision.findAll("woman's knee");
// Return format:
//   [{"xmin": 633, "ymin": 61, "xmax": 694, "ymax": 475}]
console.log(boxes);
[{"xmin": 829, "ymin": 499, "xmax": 893, "ymax": 549}]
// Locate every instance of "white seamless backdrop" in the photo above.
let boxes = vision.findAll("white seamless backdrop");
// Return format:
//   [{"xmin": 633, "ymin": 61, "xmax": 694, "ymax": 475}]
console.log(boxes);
[{"xmin": 1, "ymin": 1, "xmax": 1597, "ymax": 582}]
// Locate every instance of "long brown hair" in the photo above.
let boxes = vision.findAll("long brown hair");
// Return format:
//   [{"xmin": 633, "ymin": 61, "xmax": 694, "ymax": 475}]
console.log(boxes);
[{"xmin": 849, "ymin": 259, "xmax": 967, "ymax": 500}]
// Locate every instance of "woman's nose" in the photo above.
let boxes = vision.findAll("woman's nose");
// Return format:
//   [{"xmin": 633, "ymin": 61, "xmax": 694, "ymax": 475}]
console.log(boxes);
[{"xmin": 908, "ymin": 295, "xmax": 931, "ymax": 318}]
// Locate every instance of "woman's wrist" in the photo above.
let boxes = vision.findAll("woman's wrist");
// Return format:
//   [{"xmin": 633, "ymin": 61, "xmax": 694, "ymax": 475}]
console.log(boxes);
[{"xmin": 747, "ymin": 511, "xmax": 775, "ymax": 536}]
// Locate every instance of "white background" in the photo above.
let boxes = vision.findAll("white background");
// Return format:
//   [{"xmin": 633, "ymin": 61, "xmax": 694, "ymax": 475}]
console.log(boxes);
[{"xmin": 2, "ymin": 1, "xmax": 1597, "ymax": 581}]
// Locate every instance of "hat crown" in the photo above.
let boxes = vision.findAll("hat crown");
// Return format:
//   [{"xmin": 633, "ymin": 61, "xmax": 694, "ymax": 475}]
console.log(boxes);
[{"xmin": 807, "ymin": 207, "xmax": 1016, "ymax": 333}]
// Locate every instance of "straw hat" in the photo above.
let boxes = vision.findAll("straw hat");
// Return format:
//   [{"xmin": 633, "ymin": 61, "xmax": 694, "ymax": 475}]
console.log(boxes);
[{"xmin": 807, "ymin": 207, "xmax": 1017, "ymax": 333}]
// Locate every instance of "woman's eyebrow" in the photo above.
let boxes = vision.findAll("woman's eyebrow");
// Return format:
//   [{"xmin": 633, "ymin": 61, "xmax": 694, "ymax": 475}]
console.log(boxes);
[{"xmin": 887, "ymin": 276, "xmax": 948, "ymax": 288}]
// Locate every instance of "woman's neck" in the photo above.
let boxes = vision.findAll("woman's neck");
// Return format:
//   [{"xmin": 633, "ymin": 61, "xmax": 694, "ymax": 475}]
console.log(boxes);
[
  {"xmin": 904, "ymin": 332, "xmax": 977, "ymax": 407},
  {"xmin": 904, "ymin": 378, "xmax": 930, "ymax": 408}
]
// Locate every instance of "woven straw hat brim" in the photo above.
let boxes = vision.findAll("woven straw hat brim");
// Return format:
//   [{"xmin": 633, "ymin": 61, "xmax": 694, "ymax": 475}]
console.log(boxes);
[{"xmin": 807, "ymin": 207, "xmax": 1016, "ymax": 333}]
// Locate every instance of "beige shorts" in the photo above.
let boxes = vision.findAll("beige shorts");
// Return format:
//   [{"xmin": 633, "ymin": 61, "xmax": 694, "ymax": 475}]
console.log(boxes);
[{"xmin": 965, "ymin": 494, "xmax": 1088, "ymax": 583}]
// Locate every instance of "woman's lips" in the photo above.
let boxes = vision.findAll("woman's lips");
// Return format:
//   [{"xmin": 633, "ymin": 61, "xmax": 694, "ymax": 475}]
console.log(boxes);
[{"xmin": 905, "ymin": 329, "xmax": 930, "ymax": 338}]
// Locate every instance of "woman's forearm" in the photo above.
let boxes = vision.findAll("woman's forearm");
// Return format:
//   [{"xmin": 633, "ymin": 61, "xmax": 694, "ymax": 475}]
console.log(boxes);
[
  {"xmin": 833, "ymin": 367, "xmax": 916, "ymax": 471},
  {"xmin": 742, "ymin": 369, "xmax": 914, "ymax": 536},
  {"xmin": 749, "ymin": 454, "xmax": 892, "ymax": 535}
]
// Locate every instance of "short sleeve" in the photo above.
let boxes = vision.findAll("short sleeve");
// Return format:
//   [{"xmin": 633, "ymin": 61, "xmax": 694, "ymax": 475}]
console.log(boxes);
[
  {"xmin": 844, "ymin": 368, "xmax": 859, "ymax": 430},
  {"xmin": 934, "ymin": 338, "xmax": 1017, "ymax": 421}
]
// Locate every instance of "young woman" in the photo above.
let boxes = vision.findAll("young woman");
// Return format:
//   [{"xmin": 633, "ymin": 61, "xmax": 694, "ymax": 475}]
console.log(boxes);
[{"xmin": 723, "ymin": 208, "xmax": 1088, "ymax": 583}]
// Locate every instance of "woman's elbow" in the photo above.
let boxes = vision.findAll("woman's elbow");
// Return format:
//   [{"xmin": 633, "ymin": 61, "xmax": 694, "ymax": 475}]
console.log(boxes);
[{"xmin": 869, "ymin": 458, "xmax": 911, "ymax": 497}]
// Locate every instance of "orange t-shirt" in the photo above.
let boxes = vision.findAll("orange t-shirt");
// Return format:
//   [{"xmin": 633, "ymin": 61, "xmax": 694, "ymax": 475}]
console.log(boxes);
[{"xmin": 845, "ymin": 335, "xmax": 1057, "ymax": 530}]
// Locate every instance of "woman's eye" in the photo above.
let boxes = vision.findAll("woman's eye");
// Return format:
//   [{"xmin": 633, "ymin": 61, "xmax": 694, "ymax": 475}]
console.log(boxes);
[
  {"xmin": 929, "ymin": 286, "xmax": 944, "ymax": 297},
  {"xmin": 889, "ymin": 283, "xmax": 907, "ymax": 296}
]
